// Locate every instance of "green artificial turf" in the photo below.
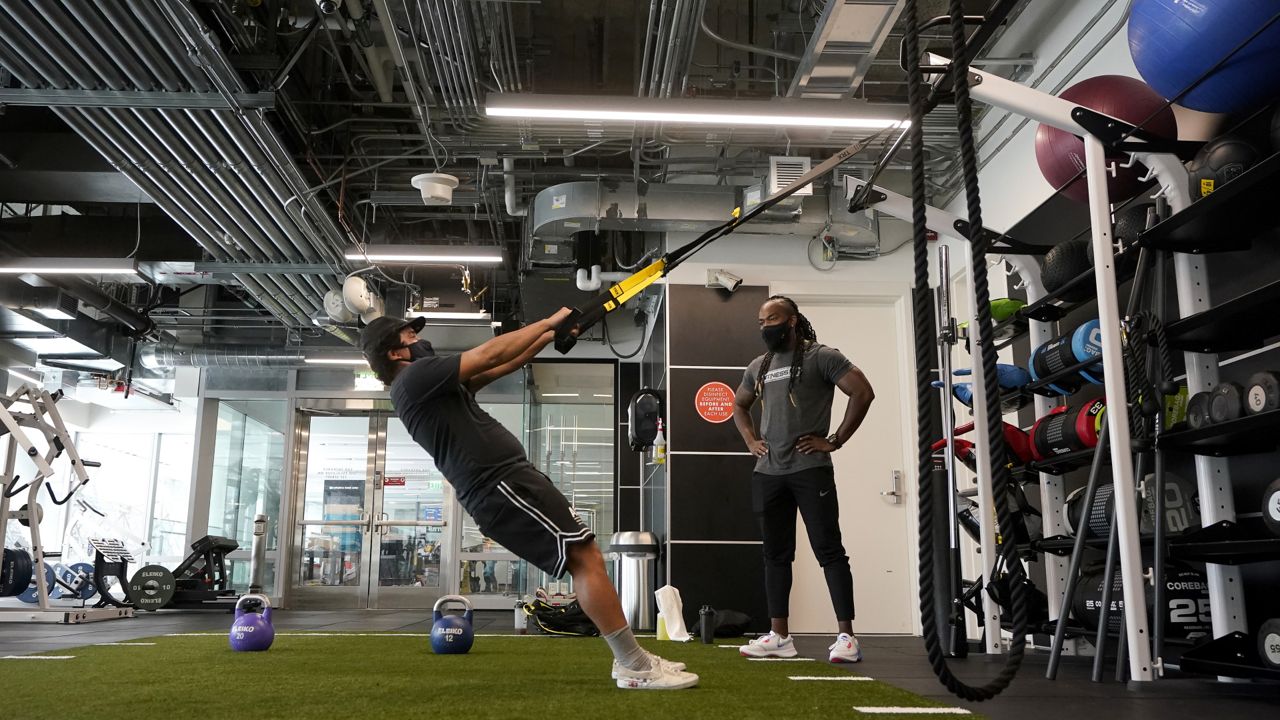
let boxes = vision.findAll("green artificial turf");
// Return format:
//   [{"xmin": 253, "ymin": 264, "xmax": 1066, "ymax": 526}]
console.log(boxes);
[{"xmin": 0, "ymin": 633, "xmax": 980, "ymax": 719}]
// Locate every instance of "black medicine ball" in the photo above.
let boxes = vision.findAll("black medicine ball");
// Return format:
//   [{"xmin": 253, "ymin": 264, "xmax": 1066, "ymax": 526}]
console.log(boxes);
[
  {"xmin": 1041, "ymin": 239, "xmax": 1092, "ymax": 302},
  {"xmin": 1188, "ymin": 135, "xmax": 1259, "ymax": 200}
]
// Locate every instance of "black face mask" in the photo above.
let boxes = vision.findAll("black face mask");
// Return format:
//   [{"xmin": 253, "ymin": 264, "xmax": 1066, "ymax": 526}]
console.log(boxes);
[
  {"xmin": 404, "ymin": 339, "xmax": 435, "ymax": 360},
  {"xmin": 761, "ymin": 323, "xmax": 791, "ymax": 352}
]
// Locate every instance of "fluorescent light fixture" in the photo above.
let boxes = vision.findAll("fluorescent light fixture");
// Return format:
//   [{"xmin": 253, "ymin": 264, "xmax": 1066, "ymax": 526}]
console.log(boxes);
[
  {"xmin": 541, "ymin": 393, "xmax": 580, "ymax": 397},
  {"xmin": 408, "ymin": 311, "xmax": 493, "ymax": 321},
  {"xmin": 0, "ymin": 258, "xmax": 138, "ymax": 275},
  {"xmin": 7, "ymin": 369, "xmax": 41, "ymax": 385},
  {"xmin": 593, "ymin": 393, "xmax": 612, "ymax": 398},
  {"xmin": 305, "ymin": 357, "xmax": 369, "ymax": 366},
  {"xmin": 486, "ymin": 94, "xmax": 909, "ymax": 130},
  {"xmin": 346, "ymin": 244, "xmax": 503, "ymax": 264}
]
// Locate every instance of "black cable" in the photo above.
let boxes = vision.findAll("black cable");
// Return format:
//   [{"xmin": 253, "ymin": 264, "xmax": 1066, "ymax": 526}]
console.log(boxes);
[
  {"xmin": 908, "ymin": 0, "xmax": 1027, "ymax": 701},
  {"xmin": 601, "ymin": 309, "xmax": 648, "ymax": 360}
]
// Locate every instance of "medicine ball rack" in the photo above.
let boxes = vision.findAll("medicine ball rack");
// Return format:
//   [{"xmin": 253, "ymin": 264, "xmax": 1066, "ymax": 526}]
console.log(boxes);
[
  {"xmin": 857, "ymin": 142, "xmax": 1280, "ymax": 685},
  {"xmin": 1130, "ymin": 148, "xmax": 1280, "ymax": 681}
]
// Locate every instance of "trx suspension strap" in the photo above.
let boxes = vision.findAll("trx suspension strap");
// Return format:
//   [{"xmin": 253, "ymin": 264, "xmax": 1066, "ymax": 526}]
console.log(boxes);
[{"xmin": 551, "ymin": 127, "xmax": 902, "ymax": 353}]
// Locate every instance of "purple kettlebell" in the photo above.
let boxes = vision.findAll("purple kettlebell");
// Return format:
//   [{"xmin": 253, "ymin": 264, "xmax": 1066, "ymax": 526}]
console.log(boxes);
[{"xmin": 229, "ymin": 593, "xmax": 275, "ymax": 652}]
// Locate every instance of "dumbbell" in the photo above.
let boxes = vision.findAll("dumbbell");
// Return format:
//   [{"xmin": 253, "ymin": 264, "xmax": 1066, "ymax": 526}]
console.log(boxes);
[
  {"xmin": 1186, "ymin": 391, "xmax": 1212, "ymax": 429},
  {"xmin": 1208, "ymin": 382, "xmax": 1244, "ymax": 424},
  {"xmin": 1260, "ymin": 618, "xmax": 1280, "ymax": 669},
  {"xmin": 1244, "ymin": 371, "xmax": 1280, "ymax": 415},
  {"xmin": 1263, "ymin": 477, "xmax": 1280, "ymax": 538}
]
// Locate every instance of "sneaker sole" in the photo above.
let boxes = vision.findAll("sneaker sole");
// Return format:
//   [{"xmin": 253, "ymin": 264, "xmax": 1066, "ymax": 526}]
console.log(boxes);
[
  {"xmin": 611, "ymin": 666, "xmax": 687, "ymax": 679},
  {"xmin": 829, "ymin": 655, "xmax": 862, "ymax": 663},
  {"xmin": 739, "ymin": 648, "xmax": 799, "ymax": 658},
  {"xmin": 616, "ymin": 676, "xmax": 700, "ymax": 690}
]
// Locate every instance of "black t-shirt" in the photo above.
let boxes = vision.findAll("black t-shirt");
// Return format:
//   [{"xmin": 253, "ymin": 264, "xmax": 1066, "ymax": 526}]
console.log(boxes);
[{"xmin": 389, "ymin": 355, "xmax": 532, "ymax": 507}]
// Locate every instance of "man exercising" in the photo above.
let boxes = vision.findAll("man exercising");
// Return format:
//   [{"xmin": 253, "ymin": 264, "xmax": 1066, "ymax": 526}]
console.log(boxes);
[
  {"xmin": 732, "ymin": 296, "xmax": 875, "ymax": 663},
  {"xmin": 362, "ymin": 311, "xmax": 696, "ymax": 690}
]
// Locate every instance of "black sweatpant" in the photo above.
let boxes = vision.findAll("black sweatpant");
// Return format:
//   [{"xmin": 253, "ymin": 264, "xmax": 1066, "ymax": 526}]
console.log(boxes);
[{"xmin": 752, "ymin": 465, "xmax": 855, "ymax": 622}]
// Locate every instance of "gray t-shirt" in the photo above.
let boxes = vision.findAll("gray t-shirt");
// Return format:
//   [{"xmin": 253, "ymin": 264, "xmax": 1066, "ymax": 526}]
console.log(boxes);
[{"xmin": 740, "ymin": 343, "xmax": 855, "ymax": 475}]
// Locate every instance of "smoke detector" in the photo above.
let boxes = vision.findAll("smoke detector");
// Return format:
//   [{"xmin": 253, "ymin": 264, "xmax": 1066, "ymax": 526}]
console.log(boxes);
[{"xmin": 410, "ymin": 173, "xmax": 460, "ymax": 205}]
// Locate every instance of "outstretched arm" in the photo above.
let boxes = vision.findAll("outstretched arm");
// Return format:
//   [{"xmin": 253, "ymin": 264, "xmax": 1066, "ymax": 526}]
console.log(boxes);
[
  {"xmin": 457, "ymin": 308, "xmax": 573, "ymax": 384},
  {"xmin": 466, "ymin": 329, "xmax": 555, "ymax": 392}
]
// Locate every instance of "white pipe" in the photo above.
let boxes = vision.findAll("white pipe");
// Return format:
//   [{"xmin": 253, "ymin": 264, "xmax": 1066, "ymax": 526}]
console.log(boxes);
[
  {"xmin": 576, "ymin": 265, "xmax": 603, "ymax": 291},
  {"xmin": 503, "ymin": 157, "xmax": 527, "ymax": 217},
  {"xmin": 344, "ymin": 0, "xmax": 394, "ymax": 103}
]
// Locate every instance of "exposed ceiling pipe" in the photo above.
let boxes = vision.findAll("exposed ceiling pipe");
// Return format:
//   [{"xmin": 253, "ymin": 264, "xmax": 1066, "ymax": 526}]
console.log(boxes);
[
  {"xmin": 699, "ymin": 7, "xmax": 802, "ymax": 62},
  {"xmin": 344, "ymin": 0, "xmax": 394, "ymax": 103},
  {"xmin": 42, "ymin": 276, "xmax": 156, "ymax": 339},
  {"xmin": 502, "ymin": 157, "xmax": 527, "ymax": 217},
  {"xmin": 0, "ymin": 1, "xmax": 347, "ymax": 328}
]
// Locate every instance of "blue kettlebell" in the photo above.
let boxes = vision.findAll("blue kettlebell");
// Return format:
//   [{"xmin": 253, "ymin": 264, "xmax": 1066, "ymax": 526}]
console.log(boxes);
[
  {"xmin": 430, "ymin": 595, "xmax": 474, "ymax": 654},
  {"xmin": 229, "ymin": 593, "xmax": 275, "ymax": 652}
]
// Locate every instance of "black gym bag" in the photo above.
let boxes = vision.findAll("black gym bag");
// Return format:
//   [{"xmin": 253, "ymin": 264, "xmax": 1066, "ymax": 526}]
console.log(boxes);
[{"xmin": 523, "ymin": 598, "xmax": 600, "ymax": 637}]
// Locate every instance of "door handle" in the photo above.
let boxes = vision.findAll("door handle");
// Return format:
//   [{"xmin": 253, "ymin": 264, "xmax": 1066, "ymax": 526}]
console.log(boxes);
[{"xmin": 881, "ymin": 470, "xmax": 902, "ymax": 504}]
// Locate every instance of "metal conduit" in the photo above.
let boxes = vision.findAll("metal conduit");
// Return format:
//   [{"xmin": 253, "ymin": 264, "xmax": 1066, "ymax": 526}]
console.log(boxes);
[{"xmin": 0, "ymin": 0, "xmax": 356, "ymax": 328}]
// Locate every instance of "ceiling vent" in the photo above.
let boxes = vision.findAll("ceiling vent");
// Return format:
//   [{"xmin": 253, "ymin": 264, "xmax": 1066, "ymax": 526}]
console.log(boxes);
[{"xmin": 768, "ymin": 156, "xmax": 813, "ymax": 197}]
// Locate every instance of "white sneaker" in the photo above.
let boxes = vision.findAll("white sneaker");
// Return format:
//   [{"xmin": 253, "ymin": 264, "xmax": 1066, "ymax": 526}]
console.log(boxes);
[
  {"xmin": 828, "ymin": 633, "xmax": 862, "ymax": 663},
  {"xmin": 739, "ymin": 631, "xmax": 798, "ymax": 658},
  {"xmin": 614, "ymin": 656, "xmax": 699, "ymax": 690},
  {"xmin": 611, "ymin": 652, "xmax": 687, "ymax": 679}
]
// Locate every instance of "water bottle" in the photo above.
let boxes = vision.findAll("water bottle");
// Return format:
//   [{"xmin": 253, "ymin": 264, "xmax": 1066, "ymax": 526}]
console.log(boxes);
[{"xmin": 699, "ymin": 605, "xmax": 716, "ymax": 644}]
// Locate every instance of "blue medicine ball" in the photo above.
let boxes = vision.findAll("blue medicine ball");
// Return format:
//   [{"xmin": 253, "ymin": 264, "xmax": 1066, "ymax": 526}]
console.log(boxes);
[{"xmin": 1129, "ymin": 0, "xmax": 1280, "ymax": 114}]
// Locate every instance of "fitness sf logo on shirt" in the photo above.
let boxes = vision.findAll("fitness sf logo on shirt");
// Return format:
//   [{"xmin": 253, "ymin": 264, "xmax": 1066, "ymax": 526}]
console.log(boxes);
[{"xmin": 758, "ymin": 367, "xmax": 799, "ymax": 385}]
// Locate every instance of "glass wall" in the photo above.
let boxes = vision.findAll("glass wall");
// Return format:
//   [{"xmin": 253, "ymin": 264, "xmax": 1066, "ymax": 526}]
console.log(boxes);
[
  {"xmin": 209, "ymin": 400, "xmax": 286, "ymax": 555},
  {"xmin": 150, "ymin": 434, "xmax": 194, "ymax": 559}
]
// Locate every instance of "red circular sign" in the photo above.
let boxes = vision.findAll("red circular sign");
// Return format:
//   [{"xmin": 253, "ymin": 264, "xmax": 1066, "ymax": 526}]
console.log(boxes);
[{"xmin": 694, "ymin": 382, "xmax": 736, "ymax": 424}]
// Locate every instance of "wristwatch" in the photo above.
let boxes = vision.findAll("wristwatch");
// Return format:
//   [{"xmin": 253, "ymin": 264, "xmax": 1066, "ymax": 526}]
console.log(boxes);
[{"xmin": 826, "ymin": 433, "xmax": 843, "ymax": 450}]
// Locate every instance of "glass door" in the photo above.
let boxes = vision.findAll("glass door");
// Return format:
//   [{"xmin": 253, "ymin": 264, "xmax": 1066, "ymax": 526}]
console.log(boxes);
[
  {"xmin": 290, "ymin": 407, "xmax": 454, "ymax": 609},
  {"xmin": 368, "ymin": 415, "xmax": 454, "ymax": 609},
  {"xmin": 292, "ymin": 413, "xmax": 375, "ymax": 609}
]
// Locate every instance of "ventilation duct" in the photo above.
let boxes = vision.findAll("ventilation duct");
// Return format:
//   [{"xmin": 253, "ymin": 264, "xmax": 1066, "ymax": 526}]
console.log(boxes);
[
  {"xmin": 139, "ymin": 343, "xmax": 307, "ymax": 370},
  {"xmin": 529, "ymin": 181, "xmax": 877, "ymax": 254}
]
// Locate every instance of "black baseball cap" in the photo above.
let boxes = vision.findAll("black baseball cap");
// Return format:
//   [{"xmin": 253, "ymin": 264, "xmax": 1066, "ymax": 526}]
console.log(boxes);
[{"xmin": 360, "ymin": 315, "xmax": 428, "ymax": 362}]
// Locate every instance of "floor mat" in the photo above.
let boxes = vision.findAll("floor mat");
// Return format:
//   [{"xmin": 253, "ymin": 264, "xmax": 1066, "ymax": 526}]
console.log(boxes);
[{"xmin": 0, "ymin": 633, "xmax": 981, "ymax": 719}]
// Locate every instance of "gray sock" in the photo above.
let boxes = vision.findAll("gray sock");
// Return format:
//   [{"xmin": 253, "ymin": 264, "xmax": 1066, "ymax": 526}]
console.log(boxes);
[{"xmin": 603, "ymin": 625, "xmax": 652, "ymax": 671}]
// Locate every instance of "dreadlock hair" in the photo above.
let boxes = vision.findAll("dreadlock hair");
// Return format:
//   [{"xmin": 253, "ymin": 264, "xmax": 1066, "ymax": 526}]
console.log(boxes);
[{"xmin": 754, "ymin": 295, "xmax": 819, "ymax": 407}]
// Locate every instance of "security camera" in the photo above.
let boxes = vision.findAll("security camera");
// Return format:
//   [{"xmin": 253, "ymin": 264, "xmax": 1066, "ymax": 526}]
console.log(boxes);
[{"xmin": 706, "ymin": 269, "xmax": 743, "ymax": 293}]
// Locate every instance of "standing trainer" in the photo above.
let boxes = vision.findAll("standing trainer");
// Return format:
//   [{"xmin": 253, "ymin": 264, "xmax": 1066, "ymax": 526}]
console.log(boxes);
[
  {"xmin": 732, "ymin": 295, "xmax": 875, "ymax": 663},
  {"xmin": 362, "ymin": 311, "xmax": 696, "ymax": 690}
]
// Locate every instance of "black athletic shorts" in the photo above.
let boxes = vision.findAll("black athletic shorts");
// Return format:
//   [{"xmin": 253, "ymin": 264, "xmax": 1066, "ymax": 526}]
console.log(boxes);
[{"xmin": 463, "ymin": 469, "xmax": 595, "ymax": 579}]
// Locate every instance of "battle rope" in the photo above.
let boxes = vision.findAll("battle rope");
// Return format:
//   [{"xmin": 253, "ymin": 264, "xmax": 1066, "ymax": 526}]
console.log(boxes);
[{"xmin": 907, "ymin": 0, "xmax": 1029, "ymax": 700}]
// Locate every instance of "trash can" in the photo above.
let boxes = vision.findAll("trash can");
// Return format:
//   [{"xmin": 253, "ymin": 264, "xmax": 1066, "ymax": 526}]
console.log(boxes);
[{"xmin": 610, "ymin": 531, "xmax": 660, "ymax": 631}]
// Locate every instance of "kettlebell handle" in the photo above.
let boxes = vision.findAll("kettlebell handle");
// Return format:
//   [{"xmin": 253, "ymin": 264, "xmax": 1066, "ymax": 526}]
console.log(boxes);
[
  {"xmin": 235, "ymin": 592, "xmax": 272, "ymax": 616},
  {"xmin": 432, "ymin": 594, "xmax": 473, "ymax": 618}
]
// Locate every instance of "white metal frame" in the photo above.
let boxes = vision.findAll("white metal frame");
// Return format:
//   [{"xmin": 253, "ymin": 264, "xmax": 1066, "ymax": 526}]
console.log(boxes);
[
  {"xmin": 844, "ymin": 56, "xmax": 1179, "ymax": 679},
  {"xmin": 0, "ymin": 384, "xmax": 133, "ymax": 623}
]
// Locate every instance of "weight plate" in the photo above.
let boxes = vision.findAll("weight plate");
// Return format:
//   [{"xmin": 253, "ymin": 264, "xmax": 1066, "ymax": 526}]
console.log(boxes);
[
  {"xmin": 1186, "ymin": 392, "xmax": 1212, "ymax": 429},
  {"xmin": 1259, "ymin": 618, "xmax": 1280, "ymax": 669},
  {"xmin": 1263, "ymin": 478, "xmax": 1280, "ymax": 538},
  {"xmin": 18, "ymin": 562, "xmax": 55, "ymax": 604},
  {"xmin": 55, "ymin": 562, "xmax": 97, "ymax": 600},
  {"xmin": 1244, "ymin": 371, "xmax": 1280, "ymax": 415},
  {"xmin": 1209, "ymin": 382, "xmax": 1244, "ymax": 424},
  {"xmin": 127, "ymin": 565, "xmax": 176, "ymax": 611},
  {"xmin": 16, "ymin": 503, "xmax": 42, "ymax": 527},
  {"xmin": 1, "ymin": 548, "xmax": 34, "ymax": 597}
]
